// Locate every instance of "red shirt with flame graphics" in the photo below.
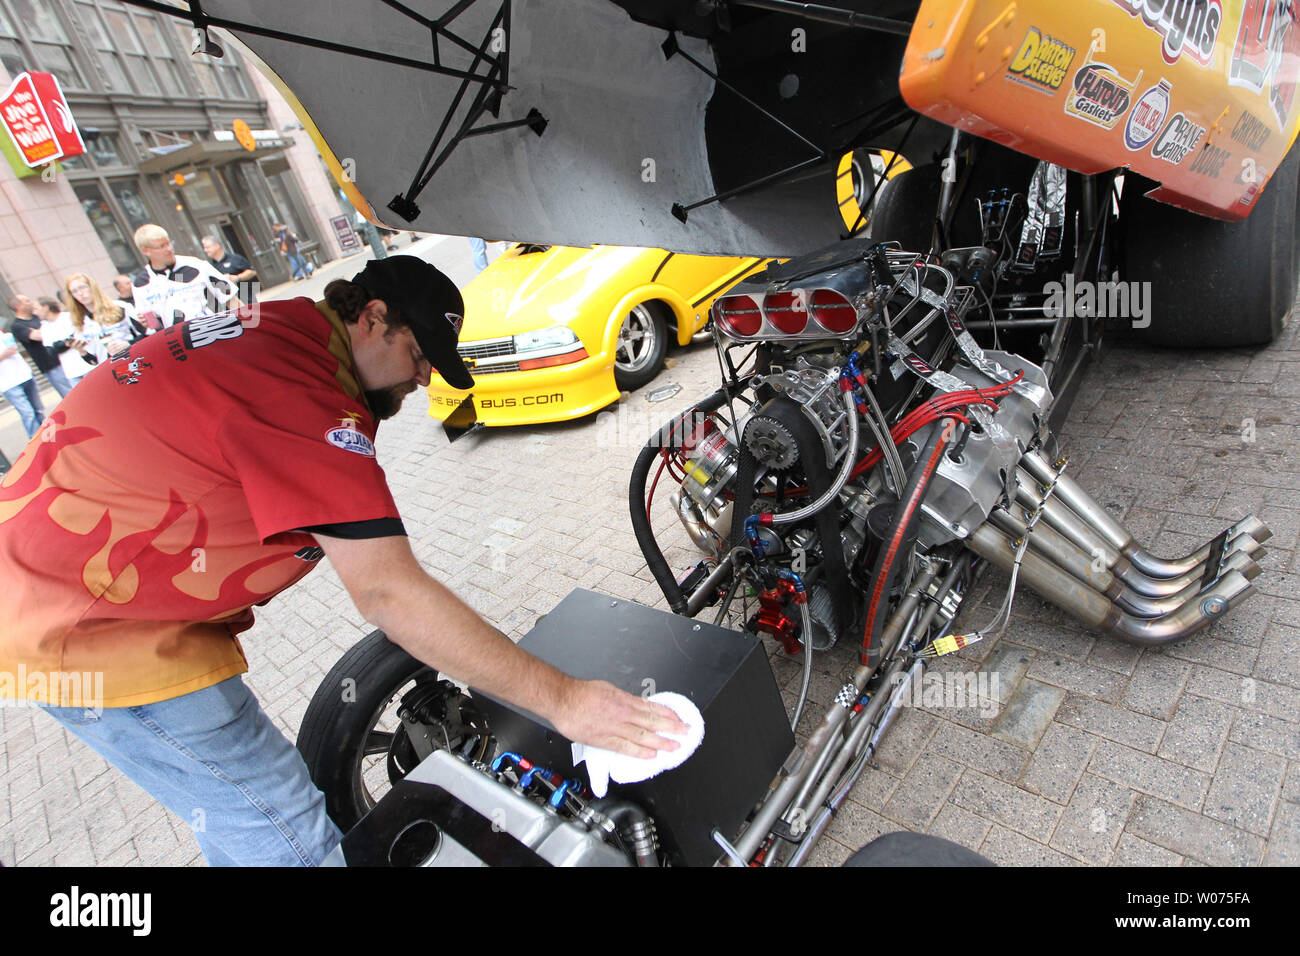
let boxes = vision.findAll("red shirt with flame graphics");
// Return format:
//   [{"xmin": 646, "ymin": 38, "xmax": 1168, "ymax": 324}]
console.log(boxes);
[{"xmin": 0, "ymin": 298, "xmax": 400, "ymax": 707}]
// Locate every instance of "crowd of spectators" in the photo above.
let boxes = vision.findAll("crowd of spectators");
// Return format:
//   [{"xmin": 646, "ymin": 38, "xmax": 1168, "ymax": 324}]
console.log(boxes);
[{"xmin": 3, "ymin": 224, "xmax": 249, "ymax": 442}]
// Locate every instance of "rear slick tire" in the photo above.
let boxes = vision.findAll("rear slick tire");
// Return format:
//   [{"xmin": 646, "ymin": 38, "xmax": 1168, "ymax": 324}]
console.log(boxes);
[{"xmin": 1120, "ymin": 136, "xmax": 1299, "ymax": 348}]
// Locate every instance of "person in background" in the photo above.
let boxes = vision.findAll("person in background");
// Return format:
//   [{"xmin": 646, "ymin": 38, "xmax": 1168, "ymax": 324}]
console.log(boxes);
[
  {"xmin": 110, "ymin": 274, "xmax": 144, "ymax": 343},
  {"xmin": 65, "ymin": 274, "xmax": 133, "ymax": 359},
  {"xmin": 469, "ymin": 237, "xmax": 489, "ymax": 273},
  {"xmin": 7, "ymin": 294, "xmax": 74, "ymax": 398},
  {"xmin": 202, "ymin": 235, "xmax": 259, "ymax": 305},
  {"xmin": 273, "ymin": 223, "xmax": 313, "ymax": 280},
  {"xmin": 36, "ymin": 296, "xmax": 96, "ymax": 389},
  {"xmin": 1, "ymin": 318, "xmax": 44, "ymax": 439},
  {"xmin": 131, "ymin": 224, "xmax": 240, "ymax": 333}
]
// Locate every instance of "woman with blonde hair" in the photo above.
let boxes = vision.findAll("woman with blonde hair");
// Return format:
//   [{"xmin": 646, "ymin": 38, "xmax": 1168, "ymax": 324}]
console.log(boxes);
[{"xmin": 64, "ymin": 273, "xmax": 135, "ymax": 361}]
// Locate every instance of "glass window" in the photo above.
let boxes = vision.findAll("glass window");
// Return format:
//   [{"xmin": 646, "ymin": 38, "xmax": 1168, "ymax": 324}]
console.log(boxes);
[
  {"xmin": 101, "ymin": 7, "xmax": 140, "ymax": 52},
  {"xmin": 72, "ymin": 182, "xmax": 138, "ymax": 274},
  {"xmin": 58, "ymin": 151, "xmax": 89, "ymax": 170},
  {"xmin": 74, "ymin": 2, "xmax": 133, "ymax": 93},
  {"xmin": 9, "ymin": 0, "xmax": 70, "ymax": 43},
  {"xmin": 178, "ymin": 170, "xmax": 224, "ymax": 210},
  {"xmin": 0, "ymin": 37, "xmax": 22, "ymax": 77},
  {"xmin": 4, "ymin": 2, "xmax": 87, "ymax": 89},
  {"xmin": 87, "ymin": 133, "xmax": 123, "ymax": 166},
  {"xmin": 110, "ymin": 179, "xmax": 154, "ymax": 231},
  {"xmin": 222, "ymin": 64, "xmax": 250, "ymax": 98},
  {"xmin": 134, "ymin": 13, "xmax": 186, "ymax": 93},
  {"xmin": 96, "ymin": 51, "xmax": 133, "ymax": 92},
  {"xmin": 29, "ymin": 43, "xmax": 85, "ymax": 89}
]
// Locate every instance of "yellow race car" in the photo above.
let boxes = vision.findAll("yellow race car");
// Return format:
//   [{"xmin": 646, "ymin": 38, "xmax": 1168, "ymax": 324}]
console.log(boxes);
[{"xmin": 426, "ymin": 243, "xmax": 768, "ymax": 427}]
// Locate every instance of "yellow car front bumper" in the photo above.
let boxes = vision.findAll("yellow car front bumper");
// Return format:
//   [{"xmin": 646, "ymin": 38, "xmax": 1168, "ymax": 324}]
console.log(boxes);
[{"xmin": 426, "ymin": 353, "xmax": 621, "ymax": 427}]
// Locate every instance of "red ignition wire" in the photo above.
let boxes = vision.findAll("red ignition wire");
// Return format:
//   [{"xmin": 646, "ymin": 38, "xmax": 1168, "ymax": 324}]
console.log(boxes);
[
  {"xmin": 859, "ymin": 417, "xmax": 957, "ymax": 666},
  {"xmin": 646, "ymin": 454, "xmax": 669, "ymax": 525}
]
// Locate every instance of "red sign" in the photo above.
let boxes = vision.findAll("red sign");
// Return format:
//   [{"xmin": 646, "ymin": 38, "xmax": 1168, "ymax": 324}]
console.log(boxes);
[{"xmin": 0, "ymin": 71, "xmax": 85, "ymax": 168}]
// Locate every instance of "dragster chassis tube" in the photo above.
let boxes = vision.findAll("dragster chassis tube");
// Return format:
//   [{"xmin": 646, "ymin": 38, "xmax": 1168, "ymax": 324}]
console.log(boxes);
[{"xmin": 630, "ymin": 387, "xmax": 733, "ymax": 615}]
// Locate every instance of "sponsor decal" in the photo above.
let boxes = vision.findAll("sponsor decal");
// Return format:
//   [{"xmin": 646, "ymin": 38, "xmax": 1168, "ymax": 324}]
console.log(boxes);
[
  {"xmin": 182, "ymin": 312, "xmax": 244, "ymax": 349},
  {"xmin": 111, "ymin": 356, "xmax": 152, "ymax": 386},
  {"xmin": 1230, "ymin": 108, "xmax": 1271, "ymax": 150},
  {"xmin": 478, "ymin": 393, "xmax": 566, "ymax": 409},
  {"xmin": 1237, "ymin": 162, "xmax": 1269, "ymax": 204},
  {"xmin": 1006, "ymin": 28, "xmax": 1077, "ymax": 94},
  {"xmin": 1229, "ymin": 0, "xmax": 1298, "ymax": 129},
  {"xmin": 1065, "ymin": 58, "xmax": 1143, "ymax": 130},
  {"xmin": 1125, "ymin": 79, "xmax": 1172, "ymax": 149},
  {"xmin": 1151, "ymin": 111, "xmax": 1207, "ymax": 163},
  {"xmin": 325, "ymin": 425, "xmax": 376, "ymax": 456},
  {"xmin": 903, "ymin": 354, "xmax": 935, "ymax": 377},
  {"xmin": 1110, "ymin": 0, "xmax": 1223, "ymax": 66},
  {"xmin": 1188, "ymin": 140, "xmax": 1231, "ymax": 177},
  {"xmin": 446, "ymin": 312, "xmax": 464, "ymax": 334}
]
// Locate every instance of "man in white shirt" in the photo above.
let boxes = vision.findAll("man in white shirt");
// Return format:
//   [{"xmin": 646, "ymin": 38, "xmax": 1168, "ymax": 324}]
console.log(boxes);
[
  {"xmin": 130, "ymin": 224, "xmax": 242, "ymax": 334},
  {"xmin": 36, "ymin": 297, "xmax": 97, "ymax": 388},
  {"xmin": 1, "ymin": 321, "xmax": 44, "ymax": 438}
]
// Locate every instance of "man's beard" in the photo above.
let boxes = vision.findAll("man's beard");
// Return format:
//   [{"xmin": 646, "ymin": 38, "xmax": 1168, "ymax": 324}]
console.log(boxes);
[{"xmin": 365, "ymin": 381, "xmax": 419, "ymax": 420}]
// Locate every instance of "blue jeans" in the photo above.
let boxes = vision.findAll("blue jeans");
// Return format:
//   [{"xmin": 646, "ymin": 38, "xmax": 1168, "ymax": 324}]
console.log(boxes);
[
  {"xmin": 2, "ymin": 378, "xmax": 45, "ymax": 437},
  {"xmin": 286, "ymin": 251, "xmax": 311, "ymax": 279},
  {"xmin": 39, "ymin": 676, "xmax": 341, "ymax": 866},
  {"xmin": 470, "ymin": 237, "xmax": 489, "ymax": 273},
  {"xmin": 45, "ymin": 366, "xmax": 74, "ymax": 398}
]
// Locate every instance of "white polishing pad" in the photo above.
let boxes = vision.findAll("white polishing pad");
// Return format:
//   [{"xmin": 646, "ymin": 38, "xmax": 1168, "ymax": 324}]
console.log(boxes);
[{"xmin": 571, "ymin": 691, "xmax": 705, "ymax": 798}]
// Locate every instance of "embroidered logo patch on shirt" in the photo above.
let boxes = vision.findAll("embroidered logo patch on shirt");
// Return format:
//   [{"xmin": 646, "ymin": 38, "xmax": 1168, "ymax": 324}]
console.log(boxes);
[{"xmin": 325, "ymin": 426, "xmax": 376, "ymax": 456}]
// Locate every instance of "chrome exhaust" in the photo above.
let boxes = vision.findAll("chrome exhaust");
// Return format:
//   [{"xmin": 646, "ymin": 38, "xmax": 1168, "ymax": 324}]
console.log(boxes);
[
  {"xmin": 1021, "ymin": 450, "xmax": 1271, "ymax": 579},
  {"xmin": 965, "ymin": 523, "xmax": 1256, "ymax": 646},
  {"xmin": 1013, "ymin": 470, "xmax": 1265, "ymax": 596}
]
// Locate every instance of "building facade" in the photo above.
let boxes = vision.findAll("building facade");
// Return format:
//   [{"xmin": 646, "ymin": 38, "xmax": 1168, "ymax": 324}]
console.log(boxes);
[{"xmin": 0, "ymin": 0, "xmax": 351, "ymax": 304}]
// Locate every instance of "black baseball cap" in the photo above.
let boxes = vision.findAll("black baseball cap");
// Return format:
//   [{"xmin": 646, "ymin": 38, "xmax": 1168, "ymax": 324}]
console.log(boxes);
[{"xmin": 351, "ymin": 255, "xmax": 475, "ymax": 390}]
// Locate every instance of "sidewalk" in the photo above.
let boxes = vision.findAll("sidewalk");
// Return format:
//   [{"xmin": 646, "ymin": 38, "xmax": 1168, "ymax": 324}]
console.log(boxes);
[{"xmin": 0, "ymin": 232, "xmax": 502, "ymax": 463}]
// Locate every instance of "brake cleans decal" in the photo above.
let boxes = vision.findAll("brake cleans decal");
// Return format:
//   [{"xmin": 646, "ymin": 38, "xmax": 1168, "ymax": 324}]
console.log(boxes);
[
  {"xmin": 1006, "ymin": 28, "xmax": 1077, "ymax": 94},
  {"xmin": 1110, "ymin": 0, "xmax": 1223, "ymax": 67}
]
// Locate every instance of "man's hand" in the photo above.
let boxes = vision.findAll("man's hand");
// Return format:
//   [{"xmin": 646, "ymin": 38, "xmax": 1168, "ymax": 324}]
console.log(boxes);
[
  {"xmin": 553, "ymin": 680, "xmax": 686, "ymax": 759},
  {"xmin": 315, "ymin": 533, "xmax": 688, "ymax": 759}
]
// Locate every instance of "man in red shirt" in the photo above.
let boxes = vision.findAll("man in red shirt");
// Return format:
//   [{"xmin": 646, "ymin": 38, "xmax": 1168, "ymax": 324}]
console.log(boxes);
[{"xmin": 0, "ymin": 256, "xmax": 683, "ymax": 865}]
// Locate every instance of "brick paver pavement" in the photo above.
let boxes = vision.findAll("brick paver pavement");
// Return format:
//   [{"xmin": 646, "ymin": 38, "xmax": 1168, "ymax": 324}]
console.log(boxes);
[{"xmin": 3, "ymin": 300, "xmax": 1298, "ymax": 867}]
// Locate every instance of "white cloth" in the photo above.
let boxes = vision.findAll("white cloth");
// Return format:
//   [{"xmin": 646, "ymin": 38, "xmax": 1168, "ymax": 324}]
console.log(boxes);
[
  {"xmin": 0, "ymin": 331, "xmax": 34, "ymax": 391},
  {"xmin": 571, "ymin": 691, "xmax": 705, "ymax": 798}
]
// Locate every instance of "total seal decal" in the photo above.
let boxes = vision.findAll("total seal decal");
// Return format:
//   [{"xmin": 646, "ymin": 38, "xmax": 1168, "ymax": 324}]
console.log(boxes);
[
  {"xmin": 1005, "ymin": 28, "xmax": 1077, "ymax": 94},
  {"xmin": 1125, "ymin": 79, "xmax": 1173, "ymax": 149},
  {"xmin": 1110, "ymin": 0, "xmax": 1223, "ymax": 67},
  {"xmin": 1065, "ymin": 54, "xmax": 1144, "ymax": 130},
  {"xmin": 1151, "ymin": 110, "xmax": 1208, "ymax": 164}
]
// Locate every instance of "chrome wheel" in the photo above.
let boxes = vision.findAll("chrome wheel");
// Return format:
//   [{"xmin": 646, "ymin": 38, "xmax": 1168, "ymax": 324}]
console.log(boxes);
[{"xmin": 616, "ymin": 304, "xmax": 661, "ymax": 375}]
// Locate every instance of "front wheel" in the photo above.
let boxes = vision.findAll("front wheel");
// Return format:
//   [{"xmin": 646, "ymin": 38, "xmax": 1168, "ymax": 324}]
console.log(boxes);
[
  {"xmin": 613, "ymin": 302, "xmax": 669, "ymax": 391},
  {"xmin": 296, "ymin": 629, "xmax": 488, "ymax": 831}
]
